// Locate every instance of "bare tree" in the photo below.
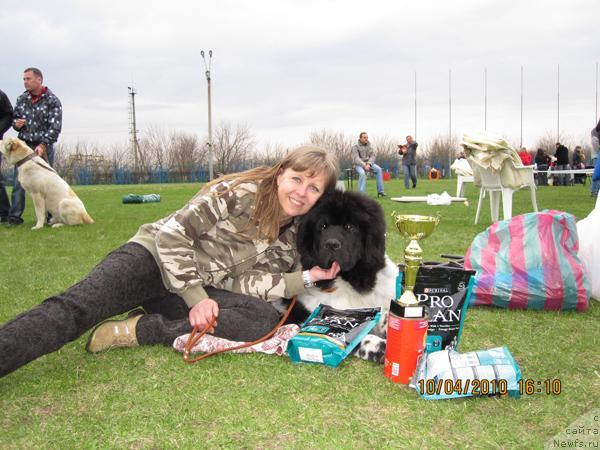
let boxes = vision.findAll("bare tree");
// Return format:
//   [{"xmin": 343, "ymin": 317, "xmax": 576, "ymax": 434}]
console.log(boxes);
[
  {"xmin": 104, "ymin": 142, "xmax": 130, "ymax": 170},
  {"xmin": 140, "ymin": 124, "xmax": 171, "ymax": 169},
  {"xmin": 212, "ymin": 122, "xmax": 255, "ymax": 175},
  {"xmin": 306, "ymin": 129, "xmax": 354, "ymax": 168},
  {"xmin": 52, "ymin": 142, "xmax": 69, "ymax": 176},
  {"xmin": 421, "ymin": 133, "xmax": 461, "ymax": 176},
  {"xmin": 167, "ymin": 131, "xmax": 203, "ymax": 178},
  {"xmin": 255, "ymin": 141, "xmax": 288, "ymax": 167},
  {"xmin": 371, "ymin": 134, "xmax": 399, "ymax": 174}
]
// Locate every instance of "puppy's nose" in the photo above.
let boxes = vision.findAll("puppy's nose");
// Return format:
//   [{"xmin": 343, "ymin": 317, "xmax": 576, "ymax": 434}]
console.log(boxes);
[{"xmin": 324, "ymin": 238, "xmax": 341, "ymax": 251}]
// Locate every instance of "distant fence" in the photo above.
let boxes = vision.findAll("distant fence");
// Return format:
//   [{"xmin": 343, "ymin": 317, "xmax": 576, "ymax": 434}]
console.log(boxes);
[
  {"xmin": 73, "ymin": 167, "xmax": 211, "ymax": 185},
  {"xmin": 0, "ymin": 166, "xmax": 211, "ymax": 186},
  {"xmin": 0, "ymin": 159, "xmax": 448, "ymax": 186}
]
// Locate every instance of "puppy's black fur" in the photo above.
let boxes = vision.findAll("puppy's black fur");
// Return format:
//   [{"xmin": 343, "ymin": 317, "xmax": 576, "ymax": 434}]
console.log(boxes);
[
  {"xmin": 297, "ymin": 190, "xmax": 386, "ymax": 293},
  {"xmin": 283, "ymin": 191, "xmax": 391, "ymax": 365}
]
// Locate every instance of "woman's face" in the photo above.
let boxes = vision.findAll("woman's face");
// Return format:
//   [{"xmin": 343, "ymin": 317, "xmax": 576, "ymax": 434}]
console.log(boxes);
[{"xmin": 277, "ymin": 168, "xmax": 327, "ymax": 218}]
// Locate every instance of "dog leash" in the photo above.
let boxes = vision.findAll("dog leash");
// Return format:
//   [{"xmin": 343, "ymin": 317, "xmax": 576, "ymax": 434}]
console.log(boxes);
[
  {"xmin": 15, "ymin": 153, "xmax": 56, "ymax": 173},
  {"xmin": 183, "ymin": 296, "xmax": 297, "ymax": 363}
]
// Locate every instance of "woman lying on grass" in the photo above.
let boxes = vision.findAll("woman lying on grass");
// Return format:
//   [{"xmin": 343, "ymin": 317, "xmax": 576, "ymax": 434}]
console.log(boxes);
[{"xmin": 0, "ymin": 146, "xmax": 341, "ymax": 377}]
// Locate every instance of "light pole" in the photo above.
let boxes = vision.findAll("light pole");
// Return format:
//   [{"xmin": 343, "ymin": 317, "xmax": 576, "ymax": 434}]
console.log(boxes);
[
  {"xmin": 414, "ymin": 71, "xmax": 417, "ymax": 141},
  {"xmin": 449, "ymin": 69, "xmax": 452, "ymax": 177},
  {"xmin": 484, "ymin": 67, "xmax": 487, "ymax": 131},
  {"xmin": 520, "ymin": 65, "xmax": 523, "ymax": 149},
  {"xmin": 557, "ymin": 64, "xmax": 560, "ymax": 143},
  {"xmin": 201, "ymin": 50, "xmax": 214, "ymax": 181}
]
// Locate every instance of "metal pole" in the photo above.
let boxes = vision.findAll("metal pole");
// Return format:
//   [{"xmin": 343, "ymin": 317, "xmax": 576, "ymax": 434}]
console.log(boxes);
[
  {"xmin": 128, "ymin": 86, "xmax": 140, "ymax": 182},
  {"xmin": 207, "ymin": 71, "xmax": 213, "ymax": 181},
  {"xmin": 449, "ymin": 69, "xmax": 452, "ymax": 138},
  {"xmin": 520, "ymin": 65, "xmax": 523, "ymax": 148},
  {"xmin": 201, "ymin": 50, "xmax": 214, "ymax": 181},
  {"xmin": 557, "ymin": 64, "xmax": 560, "ymax": 142},
  {"xmin": 414, "ymin": 71, "xmax": 417, "ymax": 141},
  {"xmin": 449, "ymin": 69, "xmax": 452, "ymax": 176},
  {"xmin": 484, "ymin": 67, "xmax": 487, "ymax": 131}
]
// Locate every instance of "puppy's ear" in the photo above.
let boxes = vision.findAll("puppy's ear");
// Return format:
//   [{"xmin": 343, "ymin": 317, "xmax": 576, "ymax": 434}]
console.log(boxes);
[
  {"xmin": 297, "ymin": 206, "xmax": 320, "ymax": 269},
  {"xmin": 361, "ymin": 199, "xmax": 386, "ymax": 269}
]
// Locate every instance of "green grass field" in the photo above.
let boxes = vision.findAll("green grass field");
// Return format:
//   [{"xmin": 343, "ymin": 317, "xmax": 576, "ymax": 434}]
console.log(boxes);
[{"xmin": 1, "ymin": 179, "xmax": 598, "ymax": 449}]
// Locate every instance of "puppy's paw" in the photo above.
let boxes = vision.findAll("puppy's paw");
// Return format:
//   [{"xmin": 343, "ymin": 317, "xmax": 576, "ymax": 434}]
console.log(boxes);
[
  {"xmin": 31, "ymin": 224, "xmax": 44, "ymax": 230},
  {"xmin": 51, "ymin": 223, "xmax": 65, "ymax": 228},
  {"xmin": 354, "ymin": 334, "xmax": 386, "ymax": 364}
]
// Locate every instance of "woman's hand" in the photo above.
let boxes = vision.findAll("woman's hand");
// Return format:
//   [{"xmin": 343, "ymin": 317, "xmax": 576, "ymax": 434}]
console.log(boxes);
[
  {"xmin": 309, "ymin": 261, "xmax": 341, "ymax": 283},
  {"xmin": 188, "ymin": 298, "xmax": 219, "ymax": 332}
]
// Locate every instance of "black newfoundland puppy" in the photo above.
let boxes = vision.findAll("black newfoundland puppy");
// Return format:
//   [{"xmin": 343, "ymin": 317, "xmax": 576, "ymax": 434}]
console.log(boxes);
[{"xmin": 287, "ymin": 190, "xmax": 399, "ymax": 364}]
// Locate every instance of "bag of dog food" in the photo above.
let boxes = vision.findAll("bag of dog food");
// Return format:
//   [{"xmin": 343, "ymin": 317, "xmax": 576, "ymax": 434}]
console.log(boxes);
[
  {"xmin": 411, "ymin": 346, "xmax": 522, "ymax": 400},
  {"xmin": 398, "ymin": 262, "xmax": 476, "ymax": 353},
  {"xmin": 287, "ymin": 304, "xmax": 381, "ymax": 368}
]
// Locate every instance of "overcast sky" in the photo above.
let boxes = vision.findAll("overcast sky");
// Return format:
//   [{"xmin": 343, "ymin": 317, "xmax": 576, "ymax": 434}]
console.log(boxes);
[{"xmin": 1, "ymin": 0, "xmax": 598, "ymax": 151}]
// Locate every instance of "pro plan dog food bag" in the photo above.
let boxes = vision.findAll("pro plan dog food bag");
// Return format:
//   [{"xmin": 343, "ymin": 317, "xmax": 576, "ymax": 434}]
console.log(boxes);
[
  {"xmin": 398, "ymin": 262, "xmax": 475, "ymax": 353},
  {"xmin": 287, "ymin": 305, "xmax": 381, "ymax": 368}
]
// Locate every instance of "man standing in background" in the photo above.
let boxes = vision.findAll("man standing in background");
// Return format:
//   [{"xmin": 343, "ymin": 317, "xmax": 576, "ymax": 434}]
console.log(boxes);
[
  {"xmin": 401, "ymin": 135, "xmax": 418, "ymax": 189},
  {"xmin": 554, "ymin": 142, "xmax": 570, "ymax": 187},
  {"xmin": 0, "ymin": 89, "xmax": 14, "ymax": 223},
  {"xmin": 8, "ymin": 67, "xmax": 62, "ymax": 226},
  {"xmin": 352, "ymin": 132, "xmax": 385, "ymax": 197}
]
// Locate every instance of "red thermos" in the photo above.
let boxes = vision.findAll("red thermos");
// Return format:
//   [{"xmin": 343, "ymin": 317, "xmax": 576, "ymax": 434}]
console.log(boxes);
[{"xmin": 384, "ymin": 300, "xmax": 428, "ymax": 385}]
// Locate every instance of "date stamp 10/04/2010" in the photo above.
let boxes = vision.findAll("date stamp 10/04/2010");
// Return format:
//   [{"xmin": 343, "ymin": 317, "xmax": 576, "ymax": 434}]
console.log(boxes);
[{"xmin": 417, "ymin": 378, "xmax": 562, "ymax": 396}]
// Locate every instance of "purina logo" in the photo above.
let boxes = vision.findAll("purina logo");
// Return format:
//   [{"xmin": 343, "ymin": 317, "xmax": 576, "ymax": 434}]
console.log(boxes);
[{"xmin": 424, "ymin": 287, "xmax": 450, "ymax": 294}]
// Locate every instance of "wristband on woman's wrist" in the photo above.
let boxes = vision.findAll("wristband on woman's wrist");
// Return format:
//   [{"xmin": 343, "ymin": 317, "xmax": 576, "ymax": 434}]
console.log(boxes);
[{"xmin": 302, "ymin": 270, "xmax": 314, "ymax": 288}]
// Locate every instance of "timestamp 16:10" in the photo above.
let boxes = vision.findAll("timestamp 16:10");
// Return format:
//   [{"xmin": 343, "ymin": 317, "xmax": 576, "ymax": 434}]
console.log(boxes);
[
  {"xmin": 519, "ymin": 378, "xmax": 562, "ymax": 395},
  {"xmin": 417, "ymin": 378, "xmax": 562, "ymax": 396}
]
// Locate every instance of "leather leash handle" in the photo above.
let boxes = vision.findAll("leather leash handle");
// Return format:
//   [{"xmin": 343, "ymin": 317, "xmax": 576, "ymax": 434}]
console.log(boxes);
[{"xmin": 183, "ymin": 296, "xmax": 297, "ymax": 363}]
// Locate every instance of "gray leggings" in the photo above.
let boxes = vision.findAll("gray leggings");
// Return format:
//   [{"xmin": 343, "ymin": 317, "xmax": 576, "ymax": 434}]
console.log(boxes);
[{"xmin": 0, "ymin": 243, "xmax": 281, "ymax": 377}]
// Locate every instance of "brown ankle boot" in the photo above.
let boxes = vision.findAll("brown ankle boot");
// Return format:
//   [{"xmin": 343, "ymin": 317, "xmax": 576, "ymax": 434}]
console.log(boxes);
[{"xmin": 85, "ymin": 315, "xmax": 142, "ymax": 353}]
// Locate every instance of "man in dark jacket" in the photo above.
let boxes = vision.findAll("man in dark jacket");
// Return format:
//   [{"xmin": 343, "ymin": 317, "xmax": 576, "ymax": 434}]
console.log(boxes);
[
  {"xmin": 554, "ymin": 142, "xmax": 570, "ymax": 186},
  {"xmin": 0, "ymin": 89, "xmax": 13, "ymax": 223},
  {"xmin": 8, "ymin": 67, "xmax": 62, "ymax": 225},
  {"xmin": 401, "ymin": 135, "xmax": 418, "ymax": 188}
]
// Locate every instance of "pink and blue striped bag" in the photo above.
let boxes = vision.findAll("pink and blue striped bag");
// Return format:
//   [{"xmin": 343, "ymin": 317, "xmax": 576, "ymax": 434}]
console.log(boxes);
[{"xmin": 464, "ymin": 210, "xmax": 589, "ymax": 311}]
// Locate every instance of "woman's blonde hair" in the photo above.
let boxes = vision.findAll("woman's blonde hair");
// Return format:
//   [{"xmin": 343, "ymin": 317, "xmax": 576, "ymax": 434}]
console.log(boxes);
[{"xmin": 202, "ymin": 146, "xmax": 339, "ymax": 242}]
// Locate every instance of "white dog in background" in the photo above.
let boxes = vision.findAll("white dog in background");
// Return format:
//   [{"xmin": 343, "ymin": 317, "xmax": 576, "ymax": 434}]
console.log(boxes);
[{"xmin": 0, "ymin": 137, "xmax": 94, "ymax": 230}]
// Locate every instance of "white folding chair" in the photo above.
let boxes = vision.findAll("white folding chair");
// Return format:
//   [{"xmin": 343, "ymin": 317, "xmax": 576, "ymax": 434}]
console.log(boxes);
[
  {"xmin": 456, "ymin": 175, "xmax": 474, "ymax": 197},
  {"xmin": 469, "ymin": 158, "xmax": 538, "ymax": 224}
]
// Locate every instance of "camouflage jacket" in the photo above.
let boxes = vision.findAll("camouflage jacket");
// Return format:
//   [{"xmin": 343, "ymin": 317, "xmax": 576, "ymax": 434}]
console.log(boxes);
[{"xmin": 130, "ymin": 181, "xmax": 304, "ymax": 307}]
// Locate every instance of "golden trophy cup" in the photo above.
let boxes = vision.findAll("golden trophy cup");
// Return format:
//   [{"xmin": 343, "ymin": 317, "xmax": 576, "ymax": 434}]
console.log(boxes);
[{"xmin": 392, "ymin": 213, "xmax": 440, "ymax": 316}]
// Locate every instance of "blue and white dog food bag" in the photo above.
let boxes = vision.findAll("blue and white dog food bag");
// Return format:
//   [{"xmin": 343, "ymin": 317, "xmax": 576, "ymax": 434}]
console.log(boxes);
[
  {"xmin": 411, "ymin": 346, "xmax": 522, "ymax": 400},
  {"xmin": 287, "ymin": 304, "xmax": 381, "ymax": 368}
]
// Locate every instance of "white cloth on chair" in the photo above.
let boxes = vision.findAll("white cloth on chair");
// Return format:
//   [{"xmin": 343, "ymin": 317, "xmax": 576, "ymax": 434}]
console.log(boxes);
[
  {"xmin": 450, "ymin": 158, "xmax": 473, "ymax": 176},
  {"xmin": 461, "ymin": 132, "xmax": 538, "ymax": 223},
  {"xmin": 462, "ymin": 132, "xmax": 530, "ymax": 189}
]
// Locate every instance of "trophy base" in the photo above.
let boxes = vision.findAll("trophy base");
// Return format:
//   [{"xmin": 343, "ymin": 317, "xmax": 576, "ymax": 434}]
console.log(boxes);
[{"xmin": 389, "ymin": 299, "xmax": 425, "ymax": 319}]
